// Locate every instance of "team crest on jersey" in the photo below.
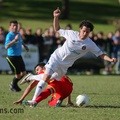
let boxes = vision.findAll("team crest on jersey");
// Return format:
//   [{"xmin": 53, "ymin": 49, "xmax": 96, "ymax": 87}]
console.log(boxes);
[
  {"xmin": 72, "ymin": 40, "xmax": 75, "ymax": 42},
  {"xmin": 82, "ymin": 46, "xmax": 86, "ymax": 50}
]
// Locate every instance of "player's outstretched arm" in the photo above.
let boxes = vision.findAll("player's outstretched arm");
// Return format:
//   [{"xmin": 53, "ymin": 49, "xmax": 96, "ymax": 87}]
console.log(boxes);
[
  {"xmin": 100, "ymin": 54, "xmax": 117, "ymax": 63},
  {"xmin": 13, "ymin": 81, "xmax": 38, "ymax": 104},
  {"xmin": 53, "ymin": 7, "xmax": 61, "ymax": 31}
]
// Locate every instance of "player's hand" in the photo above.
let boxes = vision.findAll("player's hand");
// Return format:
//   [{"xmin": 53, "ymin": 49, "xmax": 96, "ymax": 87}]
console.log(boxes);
[
  {"xmin": 13, "ymin": 100, "xmax": 22, "ymax": 105},
  {"xmin": 53, "ymin": 7, "xmax": 61, "ymax": 17},
  {"xmin": 111, "ymin": 58, "xmax": 117, "ymax": 63},
  {"xmin": 14, "ymin": 34, "xmax": 19, "ymax": 41}
]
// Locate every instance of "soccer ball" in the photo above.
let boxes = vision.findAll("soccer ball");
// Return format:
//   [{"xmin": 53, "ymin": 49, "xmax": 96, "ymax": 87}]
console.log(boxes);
[{"xmin": 76, "ymin": 94, "xmax": 90, "ymax": 107}]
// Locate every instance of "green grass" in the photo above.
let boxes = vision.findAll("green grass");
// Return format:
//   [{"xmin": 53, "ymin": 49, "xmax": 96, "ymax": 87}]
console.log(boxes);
[
  {"xmin": 0, "ymin": 0, "xmax": 120, "ymax": 35},
  {"xmin": 0, "ymin": 74, "xmax": 120, "ymax": 120}
]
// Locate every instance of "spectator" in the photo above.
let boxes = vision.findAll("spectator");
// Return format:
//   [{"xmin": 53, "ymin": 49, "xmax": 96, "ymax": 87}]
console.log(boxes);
[
  {"xmin": 34, "ymin": 28, "xmax": 44, "ymax": 62},
  {"xmin": 0, "ymin": 26, "xmax": 6, "ymax": 44},
  {"xmin": 65, "ymin": 24, "xmax": 72, "ymax": 30},
  {"xmin": 112, "ymin": 29, "xmax": 120, "ymax": 74},
  {"xmin": 105, "ymin": 32, "xmax": 114, "ymax": 74},
  {"xmin": 19, "ymin": 28, "xmax": 26, "ymax": 42},
  {"xmin": 42, "ymin": 28, "xmax": 53, "ymax": 62},
  {"xmin": 24, "ymin": 28, "xmax": 36, "ymax": 44}
]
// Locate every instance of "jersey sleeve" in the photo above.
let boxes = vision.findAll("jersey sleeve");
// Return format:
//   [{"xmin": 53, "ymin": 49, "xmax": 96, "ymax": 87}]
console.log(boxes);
[
  {"xmin": 89, "ymin": 41, "xmax": 103, "ymax": 57},
  {"xmin": 59, "ymin": 29, "xmax": 73, "ymax": 40},
  {"xmin": 5, "ymin": 33, "xmax": 11, "ymax": 47}
]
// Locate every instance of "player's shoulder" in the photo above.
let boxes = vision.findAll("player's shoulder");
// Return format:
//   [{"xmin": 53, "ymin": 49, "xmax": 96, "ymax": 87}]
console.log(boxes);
[{"xmin": 60, "ymin": 28, "xmax": 78, "ymax": 33}]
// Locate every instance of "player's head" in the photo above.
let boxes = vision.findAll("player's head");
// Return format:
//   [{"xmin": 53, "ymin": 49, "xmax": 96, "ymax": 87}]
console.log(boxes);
[
  {"xmin": 79, "ymin": 20, "xmax": 94, "ymax": 31},
  {"xmin": 34, "ymin": 62, "xmax": 45, "ymax": 74},
  {"xmin": 79, "ymin": 20, "xmax": 94, "ymax": 40},
  {"xmin": 9, "ymin": 20, "xmax": 18, "ymax": 33}
]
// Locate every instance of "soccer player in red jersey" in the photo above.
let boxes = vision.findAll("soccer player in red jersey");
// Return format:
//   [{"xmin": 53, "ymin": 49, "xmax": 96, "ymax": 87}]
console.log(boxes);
[{"xmin": 13, "ymin": 62, "xmax": 73, "ymax": 107}]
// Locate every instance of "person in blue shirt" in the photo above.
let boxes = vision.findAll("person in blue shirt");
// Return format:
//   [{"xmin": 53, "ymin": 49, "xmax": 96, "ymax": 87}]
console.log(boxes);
[{"xmin": 5, "ymin": 20, "xmax": 29, "ymax": 92}]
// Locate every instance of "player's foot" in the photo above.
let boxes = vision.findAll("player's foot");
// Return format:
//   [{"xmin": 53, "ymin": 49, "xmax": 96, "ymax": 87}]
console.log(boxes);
[
  {"xmin": 29, "ymin": 102, "xmax": 38, "ymax": 108},
  {"xmin": 22, "ymin": 100, "xmax": 33, "ymax": 106},
  {"xmin": 56, "ymin": 98, "xmax": 63, "ymax": 107},
  {"xmin": 22, "ymin": 100, "xmax": 37, "ymax": 107},
  {"xmin": 20, "ymin": 73, "xmax": 32, "ymax": 85},
  {"xmin": 9, "ymin": 82, "xmax": 21, "ymax": 92}
]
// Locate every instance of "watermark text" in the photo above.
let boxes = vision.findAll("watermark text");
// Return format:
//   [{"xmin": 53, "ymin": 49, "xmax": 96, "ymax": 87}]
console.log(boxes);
[{"xmin": 0, "ymin": 108, "xmax": 24, "ymax": 114}]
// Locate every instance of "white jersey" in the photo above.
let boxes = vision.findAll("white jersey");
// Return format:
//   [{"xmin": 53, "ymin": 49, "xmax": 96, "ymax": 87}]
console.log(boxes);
[{"xmin": 45, "ymin": 29, "xmax": 103, "ymax": 80}]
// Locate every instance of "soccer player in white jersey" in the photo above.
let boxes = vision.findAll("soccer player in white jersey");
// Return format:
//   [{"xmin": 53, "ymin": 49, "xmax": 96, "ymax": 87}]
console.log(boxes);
[{"xmin": 28, "ymin": 8, "xmax": 117, "ymax": 103}]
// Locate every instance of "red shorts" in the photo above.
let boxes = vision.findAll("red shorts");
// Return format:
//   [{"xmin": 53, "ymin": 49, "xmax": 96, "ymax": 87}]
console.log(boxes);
[{"xmin": 47, "ymin": 76, "xmax": 73, "ymax": 106}]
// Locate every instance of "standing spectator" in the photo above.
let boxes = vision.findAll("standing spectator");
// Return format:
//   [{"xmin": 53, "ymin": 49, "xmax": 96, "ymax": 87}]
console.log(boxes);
[
  {"xmin": 89, "ymin": 31, "xmax": 95, "ymax": 41},
  {"xmin": 96, "ymin": 31, "xmax": 106, "ymax": 51},
  {"xmin": 112, "ymin": 29, "xmax": 120, "ymax": 74},
  {"xmin": 65, "ymin": 24, "xmax": 72, "ymax": 30},
  {"xmin": 0, "ymin": 26, "xmax": 6, "ymax": 44},
  {"xmin": 34, "ymin": 28, "xmax": 44, "ymax": 62},
  {"xmin": 42, "ymin": 28, "xmax": 53, "ymax": 62},
  {"xmin": 95, "ymin": 32, "xmax": 107, "ymax": 74},
  {"xmin": 24, "ymin": 28, "xmax": 36, "ymax": 44},
  {"xmin": 5, "ymin": 20, "xmax": 29, "ymax": 92},
  {"xmin": 105, "ymin": 32, "xmax": 114, "ymax": 74},
  {"xmin": 17, "ymin": 23, "xmax": 22, "ymax": 32},
  {"xmin": 19, "ymin": 28, "xmax": 26, "ymax": 42}
]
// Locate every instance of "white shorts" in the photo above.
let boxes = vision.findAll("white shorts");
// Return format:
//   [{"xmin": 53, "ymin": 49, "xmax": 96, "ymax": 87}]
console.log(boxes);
[{"xmin": 45, "ymin": 55, "xmax": 68, "ymax": 80}]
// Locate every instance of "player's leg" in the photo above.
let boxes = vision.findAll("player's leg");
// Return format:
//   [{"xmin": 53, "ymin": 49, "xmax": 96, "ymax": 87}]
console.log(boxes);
[
  {"xmin": 13, "ymin": 80, "xmax": 38, "ymax": 104},
  {"xmin": 33, "ymin": 88, "xmax": 53, "ymax": 106},
  {"xmin": 22, "ymin": 88, "xmax": 53, "ymax": 107},
  {"xmin": 20, "ymin": 74, "xmax": 43, "ymax": 85},
  {"xmin": 19, "ymin": 56, "xmax": 27, "ymax": 77},
  {"xmin": 6, "ymin": 56, "xmax": 22, "ymax": 92},
  {"xmin": 32, "ymin": 77, "xmax": 50, "ymax": 101},
  {"xmin": 60, "ymin": 76, "xmax": 73, "ymax": 106}
]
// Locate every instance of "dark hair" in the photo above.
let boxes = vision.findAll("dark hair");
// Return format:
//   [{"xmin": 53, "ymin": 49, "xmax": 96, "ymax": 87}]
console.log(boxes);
[
  {"xmin": 79, "ymin": 20, "xmax": 94, "ymax": 31},
  {"xmin": 10, "ymin": 20, "xmax": 18, "ymax": 25},
  {"xmin": 34, "ymin": 62, "xmax": 45, "ymax": 70}
]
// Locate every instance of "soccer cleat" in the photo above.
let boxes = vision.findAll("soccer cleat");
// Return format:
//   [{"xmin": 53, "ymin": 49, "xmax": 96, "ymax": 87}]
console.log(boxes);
[
  {"xmin": 22, "ymin": 100, "xmax": 37, "ymax": 107},
  {"xmin": 20, "ymin": 73, "xmax": 32, "ymax": 85},
  {"xmin": 22, "ymin": 100, "xmax": 33, "ymax": 106},
  {"xmin": 29, "ymin": 102, "xmax": 38, "ymax": 108},
  {"xmin": 56, "ymin": 98, "xmax": 63, "ymax": 107},
  {"xmin": 9, "ymin": 82, "xmax": 21, "ymax": 92}
]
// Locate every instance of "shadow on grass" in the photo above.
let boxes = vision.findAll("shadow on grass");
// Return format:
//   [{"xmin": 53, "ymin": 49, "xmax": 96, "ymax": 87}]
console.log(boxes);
[
  {"xmin": 60, "ymin": 105, "xmax": 120, "ymax": 109},
  {"xmin": 88, "ymin": 105, "xmax": 120, "ymax": 109}
]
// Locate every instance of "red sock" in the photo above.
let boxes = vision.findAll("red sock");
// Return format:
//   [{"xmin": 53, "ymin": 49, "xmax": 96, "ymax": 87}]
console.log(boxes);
[{"xmin": 35, "ymin": 89, "xmax": 51, "ymax": 103}]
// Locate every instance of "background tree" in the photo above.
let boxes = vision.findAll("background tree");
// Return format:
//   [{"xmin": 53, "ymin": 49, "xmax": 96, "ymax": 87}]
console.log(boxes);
[{"xmin": 60, "ymin": 0, "xmax": 69, "ymax": 19}]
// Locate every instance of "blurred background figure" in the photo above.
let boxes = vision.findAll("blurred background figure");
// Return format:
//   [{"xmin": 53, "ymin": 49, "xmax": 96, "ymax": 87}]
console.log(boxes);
[
  {"xmin": 42, "ymin": 28, "xmax": 53, "ymax": 63},
  {"xmin": 34, "ymin": 28, "xmax": 44, "ymax": 62},
  {"xmin": 65, "ymin": 24, "xmax": 72, "ymax": 30},
  {"xmin": 18, "ymin": 23, "xmax": 22, "ymax": 32},
  {"xmin": 112, "ymin": 29, "xmax": 120, "ymax": 74},
  {"xmin": 24, "ymin": 28, "xmax": 36, "ymax": 44},
  {"xmin": 19, "ymin": 28, "xmax": 26, "ymax": 42},
  {"xmin": 0, "ymin": 26, "xmax": 6, "ymax": 44},
  {"xmin": 104, "ymin": 32, "xmax": 114, "ymax": 74}
]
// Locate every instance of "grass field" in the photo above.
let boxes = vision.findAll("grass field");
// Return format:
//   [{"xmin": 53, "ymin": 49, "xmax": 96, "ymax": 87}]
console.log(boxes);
[
  {"xmin": 0, "ymin": 0, "xmax": 120, "ymax": 35},
  {"xmin": 0, "ymin": 74, "xmax": 120, "ymax": 120}
]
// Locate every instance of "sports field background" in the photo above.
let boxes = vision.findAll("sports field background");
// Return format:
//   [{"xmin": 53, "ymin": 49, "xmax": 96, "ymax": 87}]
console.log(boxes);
[
  {"xmin": 0, "ymin": 75, "xmax": 120, "ymax": 120},
  {"xmin": 0, "ymin": 0, "xmax": 120, "ymax": 35},
  {"xmin": 0, "ymin": 0, "xmax": 120, "ymax": 119}
]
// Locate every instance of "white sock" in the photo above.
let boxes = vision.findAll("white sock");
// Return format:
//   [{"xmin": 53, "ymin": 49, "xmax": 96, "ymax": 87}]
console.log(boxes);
[
  {"xmin": 28, "ymin": 74, "xmax": 43, "ymax": 81},
  {"xmin": 50, "ymin": 72, "xmax": 58, "ymax": 79},
  {"xmin": 32, "ymin": 79, "xmax": 46, "ymax": 101}
]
